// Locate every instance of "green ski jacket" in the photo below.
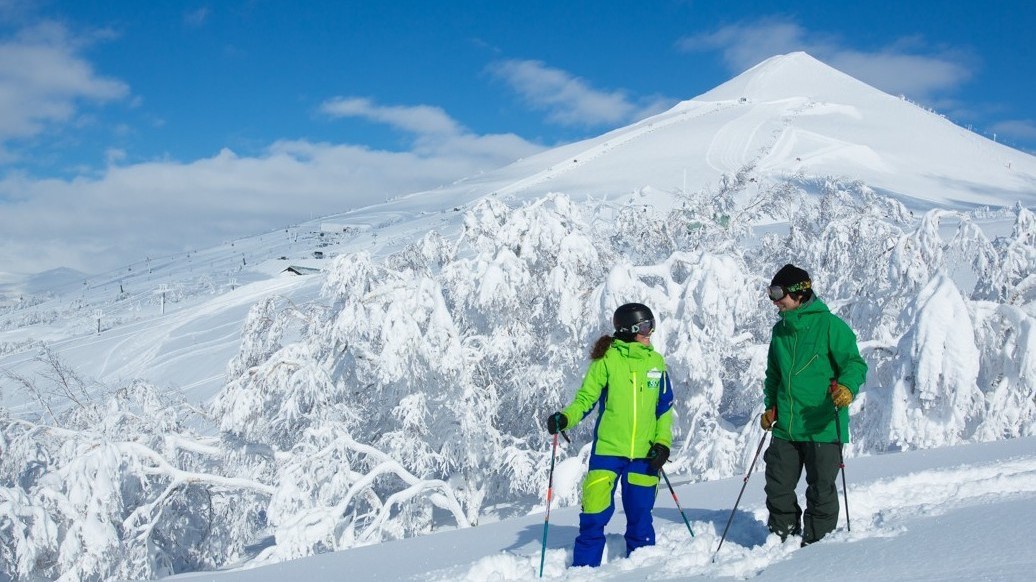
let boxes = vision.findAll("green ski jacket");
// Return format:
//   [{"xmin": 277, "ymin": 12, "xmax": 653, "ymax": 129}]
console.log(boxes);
[
  {"xmin": 562, "ymin": 339, "xmax": 674, "ymax": 459},
  {"xmin": 764, "ymin": 297, "xmax": 867, "ymax": 443}
]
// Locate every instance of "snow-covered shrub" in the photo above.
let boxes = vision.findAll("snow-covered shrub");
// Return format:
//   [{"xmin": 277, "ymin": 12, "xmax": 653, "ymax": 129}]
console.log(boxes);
[
  {"xmin": 976, "ymin": 204, "xmax": 1036, "ymax": 306},
  {"xmin": 0, "ymin": 376, "xmax": 270, "ymax": 581},
  {"xmin": 974, "ymin": 302, "xmax": 1036, "ymax": 439}
]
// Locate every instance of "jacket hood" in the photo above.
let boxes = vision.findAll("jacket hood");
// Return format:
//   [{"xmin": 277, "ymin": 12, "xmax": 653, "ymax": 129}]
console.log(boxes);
[
  {"xmin": 778, "ymin": 296, "xmax": 830, "ymax": 332},
  {"xmin": 610, "ymin": 339, "xmax": 655, "ymax": 360}
]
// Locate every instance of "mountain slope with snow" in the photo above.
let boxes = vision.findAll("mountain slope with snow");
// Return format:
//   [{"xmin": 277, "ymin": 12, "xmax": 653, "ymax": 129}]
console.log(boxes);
[{"xmin": 385, "ymin": 51, "xmax": 1036, "ymax": 214}]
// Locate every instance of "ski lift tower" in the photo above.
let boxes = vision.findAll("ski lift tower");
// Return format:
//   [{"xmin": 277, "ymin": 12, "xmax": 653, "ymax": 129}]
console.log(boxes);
[{"xmin": 156, "ymin": 284, "xmax": 169, "ymax": 315}]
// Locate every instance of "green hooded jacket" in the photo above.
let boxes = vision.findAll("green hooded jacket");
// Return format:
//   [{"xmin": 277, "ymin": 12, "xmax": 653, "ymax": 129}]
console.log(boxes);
[
  {"xmin": 562, "ymin": 339, "xmax": 674, "ymax": 459},
  {"xmin": 764, "ymin": 297, "xmax": 867, "ymax": 443}
]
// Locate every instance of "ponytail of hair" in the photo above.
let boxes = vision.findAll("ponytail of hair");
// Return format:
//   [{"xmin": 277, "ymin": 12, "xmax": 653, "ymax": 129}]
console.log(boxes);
[{"xmin": 589, "ymin": 335, "xmax": 614, "ymax": 360}]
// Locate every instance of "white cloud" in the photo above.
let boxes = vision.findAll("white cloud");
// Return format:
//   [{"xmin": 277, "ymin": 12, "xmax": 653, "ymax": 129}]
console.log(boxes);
[
  {"xmin": 825, "ymin": 50, "xmax": 972, "ymax": 99},
  {"xmin": 0, "ymin": 21, "xmax": 129, "ymax": 146},
  {"xmin": 990, "ymin": 119, "xmax": 1036, "ymax": 140},
  {"xmin": 677, "ymin": 18, "xmax": 974, "ymax": 101},
  {"xmin": 104, "ymin": 147, "xmax": 126, "ymax": 165},
  {"xmin": 183, "ymin": 7, "xmax": 210, "ymax": 27},
  {"xmin": 0, "ymin": 133, "xmax": 544, "ymax": 276},
  {"xmin": 0, "ymin": 21, "xmax": 545, "ymax": 277},
  {"xmin": 679, "ymin": 20, "xmax": 820, "ymax": 71},
  {"xmin": 488, "ymin": 59, "xmax": 671, "ymax": 127},
  {"xmin": 320, "ymin": 97, "xmax": 463, "ymax": 136}
]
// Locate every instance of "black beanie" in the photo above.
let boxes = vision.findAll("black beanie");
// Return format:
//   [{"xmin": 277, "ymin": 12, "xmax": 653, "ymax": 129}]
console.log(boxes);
[{"xmin": 771, "ymin": 264, "xmax": 810, "ymax": 288}]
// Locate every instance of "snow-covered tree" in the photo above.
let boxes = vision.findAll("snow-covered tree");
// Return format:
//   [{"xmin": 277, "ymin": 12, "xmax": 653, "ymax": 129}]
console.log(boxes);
[
  {"xmin": 0, "ymin": 374, "xmax": 271, "ymax": 581},
  {"xmin": 869, "ymin": 274, "xmax": 984, "ymax": 450},
  {"xmin": 976, "ymin": 203, "xmax": 1036, "ymax": 305}
]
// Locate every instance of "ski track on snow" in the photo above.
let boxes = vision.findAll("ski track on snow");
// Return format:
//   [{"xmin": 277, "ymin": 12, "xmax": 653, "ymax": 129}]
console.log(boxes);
[
  {"xmin": 493, "ymin": 102, "xmax": 739, "ymax": 200},
  {"xmin": 704, "ymin": 101, "xmax": 780, "ymax": 173},
  {"xmin": 99, "ymin": 276, "xmax": 312, "ymax": 380},
  {"xmin": 439, "ymin": 454, "xmax": 1036, "ymax": 581},
  {"xmin": 0, "ymin": 275, "xmax": 312, "ymax": 413}
]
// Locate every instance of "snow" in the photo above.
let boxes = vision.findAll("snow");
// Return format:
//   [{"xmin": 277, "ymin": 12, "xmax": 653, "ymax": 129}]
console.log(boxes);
[
  {"xmin": 1, "ymin": 52, "xmax": 1035, "ymax": 580},
  {"xmin": 169, "ymin": 436, "xmax": 1036, "ymax": 581}
]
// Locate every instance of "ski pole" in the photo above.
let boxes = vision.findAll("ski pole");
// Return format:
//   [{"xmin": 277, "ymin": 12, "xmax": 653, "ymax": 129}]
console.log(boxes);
[
  {"xmin": 660, "ymin": 468, "xmax": 695, "ymax": 538},
  {"xmin": 830, "ymin": 380, "xmax": 851, "ymax": 532},
  {"xmin": 538, "ymin": 430, "xmax": 569, "ymax": 577},
  {"xmin": 538, "ymin": 432, "xmax": 559, "ymax": 578},
  {"xmin": 713, "ymin": 431, "xmax": 768, "ymax": 560}
]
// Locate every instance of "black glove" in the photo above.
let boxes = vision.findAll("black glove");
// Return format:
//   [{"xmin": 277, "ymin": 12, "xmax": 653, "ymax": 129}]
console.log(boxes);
[
  {"xmin": 546, "ymin": 412, "xmax": 567, "ymax": 435},
  {"xmin": 647, "ymin": 443, "xmax": 670, "ymax": 472}
]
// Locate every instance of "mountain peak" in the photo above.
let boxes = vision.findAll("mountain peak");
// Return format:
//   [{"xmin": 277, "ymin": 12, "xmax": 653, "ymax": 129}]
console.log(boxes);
[
  {"xmin": 694, "ymin": 51, "xmax": 885, "ymax": 103},
  {"xmin": 469, "ymin": 51, "xmax": 1036, "ymax": 211}
]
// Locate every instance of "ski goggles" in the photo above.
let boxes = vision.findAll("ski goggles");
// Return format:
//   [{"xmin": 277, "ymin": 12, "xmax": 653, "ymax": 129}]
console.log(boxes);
[
  {"xmin": 768, "ymin": 280, "xmax": 811, "ymax": 301},
  {"xmin": 629, "ymin": 318, "xmax": 654, "ymax": 335}
]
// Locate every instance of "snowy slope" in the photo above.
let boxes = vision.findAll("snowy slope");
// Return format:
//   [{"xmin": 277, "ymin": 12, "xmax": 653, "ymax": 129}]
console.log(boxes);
[
  {"xmin": 385, "ymin": 52, "xmax": 1036, "ymax": 213},
  {"xmin": 170, "ymin": 436, "xmax": 1036, "ymax": 581}
]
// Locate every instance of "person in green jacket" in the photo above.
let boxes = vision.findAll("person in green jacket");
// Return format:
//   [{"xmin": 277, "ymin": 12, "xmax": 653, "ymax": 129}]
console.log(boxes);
[
  {"xmin": 759, "ymin": 264, "xmax": 867, "ymax": 546},
  {"xmin": 546, "ymin": 302, "xmax": 674, "ymax": 568}
]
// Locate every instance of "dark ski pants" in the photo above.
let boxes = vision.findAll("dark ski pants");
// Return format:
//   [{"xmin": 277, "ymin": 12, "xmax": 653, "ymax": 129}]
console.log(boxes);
[
  {"xmin": 763, "ymin": 436, "xmax": 841, "ymax": 544},
  {"xmin": 572, "ymin": 455, "xmax": 658, "ymax": 567}
]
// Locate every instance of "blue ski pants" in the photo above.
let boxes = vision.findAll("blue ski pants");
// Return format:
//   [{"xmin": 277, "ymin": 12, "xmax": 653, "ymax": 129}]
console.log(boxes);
[{"xmin": 572, "ymin": 454, "xmax": 659, "ymax": 567}]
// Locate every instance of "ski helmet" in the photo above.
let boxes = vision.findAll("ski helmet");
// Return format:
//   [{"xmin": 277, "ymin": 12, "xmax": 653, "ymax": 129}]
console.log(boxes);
[{"xmin": 613, "ymin": 303, "xmax": 654, "ymax": 335}]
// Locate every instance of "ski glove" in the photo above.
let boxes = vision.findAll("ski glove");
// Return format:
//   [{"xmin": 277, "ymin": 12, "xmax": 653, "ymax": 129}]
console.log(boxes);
[
  {"xmin": 546, "ymin": 412, "xmax": 568, "ymax": 435},
  {"xmin": 647, "ymin": 443, "xmax": 670, "ymax": 472},
  {"xmin": 830, "ymin": 384, "xmax": 853, "ymax": 408},
  {"xmin": 760, "ymin": 407, "xmax": 776, "ymax": 431}
]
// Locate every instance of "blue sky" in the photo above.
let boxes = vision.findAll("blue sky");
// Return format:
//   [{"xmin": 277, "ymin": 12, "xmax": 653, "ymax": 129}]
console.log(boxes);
[{"xmin": 1, "ymin": 0, "xmax": 1034, "ymax": 277}]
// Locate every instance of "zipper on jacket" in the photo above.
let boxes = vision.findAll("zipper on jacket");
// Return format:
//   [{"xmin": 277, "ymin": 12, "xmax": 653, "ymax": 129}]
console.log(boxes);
[
  {"xmin": 787, "ymin": 333, "xmax": 798, "ymax": 438},
  {"xmin": 630, "ymin": 372, "xmax": 638, "ymax": 458}
]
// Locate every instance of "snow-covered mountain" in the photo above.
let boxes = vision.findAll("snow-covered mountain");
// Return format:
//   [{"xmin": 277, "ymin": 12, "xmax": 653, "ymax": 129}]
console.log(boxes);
[
  {"xmin": 384, "ymin": 51, "xmax": 1036, "ymax": 213},
  {"xmin": 0, "ymin": 52, "xmax": 1034, "ymax": 581}
]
